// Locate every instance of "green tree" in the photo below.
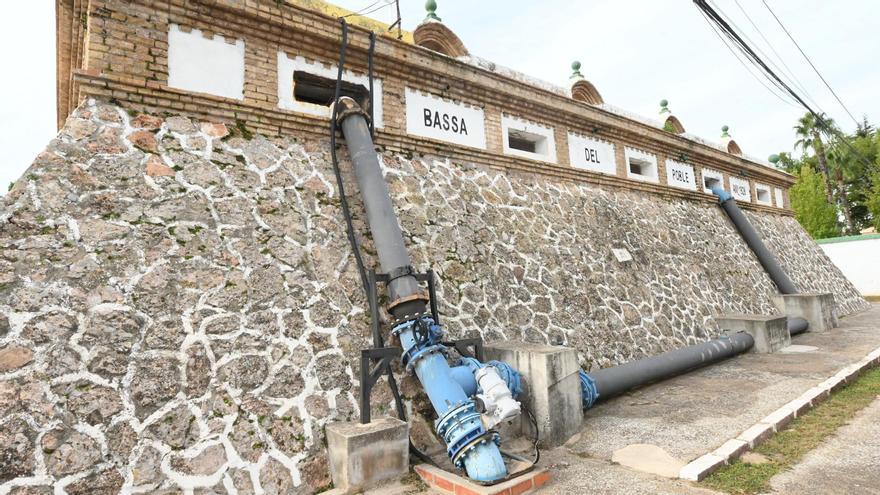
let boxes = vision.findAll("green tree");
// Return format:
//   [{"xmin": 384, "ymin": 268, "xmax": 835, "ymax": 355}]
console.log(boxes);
[
  {"xmin": 790, "ymin": 165, "xmax": 840, "ymax": 239},
  {"xmin": 794, "ymin": 113, "xmax": 834, "ymax": 203},
  {"xmin": 867, "ymin": 169, "xmax": 880, "ymax": 231}
]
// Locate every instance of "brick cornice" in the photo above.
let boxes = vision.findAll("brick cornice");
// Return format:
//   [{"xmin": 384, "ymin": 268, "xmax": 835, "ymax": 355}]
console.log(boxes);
[{"xmin": 146, "ymin": 0, "xmax": 793, "ymax": 187}]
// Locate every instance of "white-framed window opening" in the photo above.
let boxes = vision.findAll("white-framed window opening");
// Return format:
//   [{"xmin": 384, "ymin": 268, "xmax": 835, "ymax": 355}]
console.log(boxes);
[
  {"xmin": 701, "ymin": 167, "xmax": 724, "ymax": 194},
  {"xmin": 755, "ymin": 183, "xmax": 773, "ymax": 206},
  {"xmin": 277, "ymin": 52, "xmax": 384, "ymax": 128},
  {"xmin": 624, "ymin": 147, "xmax": 659, "ymax": 183},
  {"xmin": 501, "ymin": 115, "xmax": 557, "ymax": 163}
]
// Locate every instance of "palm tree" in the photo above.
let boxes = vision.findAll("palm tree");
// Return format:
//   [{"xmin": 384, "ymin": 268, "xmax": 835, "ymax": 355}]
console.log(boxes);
[
  {"xmin": 794, "ymin": 113, "xmax": 834, "ymax": 204},
  {"xmin": 795, "ymin": 112, "xmax": 856, "ymax": 234}
]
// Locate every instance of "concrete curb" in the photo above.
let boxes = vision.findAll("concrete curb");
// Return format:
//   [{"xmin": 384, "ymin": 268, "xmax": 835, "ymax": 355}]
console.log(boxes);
[{"xmin": 678, "ymin": 344, "xmax": 880, "ymax": 481}]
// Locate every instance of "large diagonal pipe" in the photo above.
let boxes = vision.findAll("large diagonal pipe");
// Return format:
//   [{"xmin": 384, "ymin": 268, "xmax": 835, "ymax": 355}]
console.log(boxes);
[
  {"xmin": 336, "ymin": 97, "xmax": 508, "ymax": 482},
  {"xmin": 711, "ymin": 187, "xmax": 798, "ymax": 294}
]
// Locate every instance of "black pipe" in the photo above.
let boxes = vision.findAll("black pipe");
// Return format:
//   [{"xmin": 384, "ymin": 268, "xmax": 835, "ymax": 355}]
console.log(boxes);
[
  {"xmin": 788, "ymin": 316, "xmax": 809, "ymax": 336},
  {"xmin": 586, "ymin": 332, "xmax": 755, "ymax": 401},
  {"xmin": 711, "ymin": 187, "xmax": 798, "ymax": 294},
  {"xmin": 336, "ymin": 97, "xmax": 427, "ymax": 320}
]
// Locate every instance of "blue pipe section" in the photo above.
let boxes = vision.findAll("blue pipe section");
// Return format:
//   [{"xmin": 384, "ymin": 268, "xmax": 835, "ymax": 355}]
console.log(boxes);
[
  {"xmin": 579, "ymin": 370, "xmax": 599, "ymax": 409},
  {"xmin": 393, "ymin": 317, "xmax": 506, "ymax": 481},
  {"xmin": 711, "ymin": 185, "xmax": 733, "ymax": 203}
]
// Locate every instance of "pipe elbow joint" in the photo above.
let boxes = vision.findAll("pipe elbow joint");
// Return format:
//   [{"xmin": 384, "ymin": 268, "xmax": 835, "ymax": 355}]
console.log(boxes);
[{"xmin": 710, "ymin": 186, "xmax": 734, "ymax": 204}]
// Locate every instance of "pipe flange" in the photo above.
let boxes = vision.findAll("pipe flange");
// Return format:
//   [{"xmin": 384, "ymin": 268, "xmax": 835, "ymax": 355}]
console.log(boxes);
[
  {"xmin": 451, "ymin": 430, "xmax": 501, "ymax": 469},
  {"xmin": 333, "ymin": 96, "xmax": 367, "ymax": 124},
  {"xmin": 403, "ymin": 344, "xmax": 446, "ymax": 372},
  {"xmin": 386, "ymin": 292, "xmax": 430, "ymax": 314}
]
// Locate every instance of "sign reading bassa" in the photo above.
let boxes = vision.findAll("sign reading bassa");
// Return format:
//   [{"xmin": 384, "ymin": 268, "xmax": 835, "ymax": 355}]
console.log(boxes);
[
  {"xmin": 568, "ymin": 134, "xmax": 616, "ymax": 175},
  {"xmin": 405, "ymin": 88, "xmax": 486, "ymax": 149},
  {"xmin": 665, "ymin": 160, "xmax": 697, "ymax": 190},
  {"xmin": 729, "ymin": 176, "xmax": 751, "ymax": 202}
]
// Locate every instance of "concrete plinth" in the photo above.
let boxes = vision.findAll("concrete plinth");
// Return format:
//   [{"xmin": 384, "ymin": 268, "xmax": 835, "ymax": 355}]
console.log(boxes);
[
  {"xmin": 772, "ymin": 293, "xmax": 838, "ymax": 333},
  {"xmin": 716, "ymin": 314, "xmax": 790, "ymax": 353},
  {"xmin": 326, "ymin": 417, "xmax": 409, "ymax": 493},
  {"xmin": 484, "ymin": 342, "xmax": 582, "ymax": 448}
]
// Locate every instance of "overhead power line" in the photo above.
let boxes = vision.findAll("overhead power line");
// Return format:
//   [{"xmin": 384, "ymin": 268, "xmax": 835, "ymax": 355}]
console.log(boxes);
[
  {"xmin": 693, "ymin": 0, "xmax": 872, "ymax": 169},
  {"xmin": 730, "ymin": 0, "xmax": 819, "ymax": 109},
  {"xmin": 761, "ymin": 0, "xmax": 860, "ymax": 127}
]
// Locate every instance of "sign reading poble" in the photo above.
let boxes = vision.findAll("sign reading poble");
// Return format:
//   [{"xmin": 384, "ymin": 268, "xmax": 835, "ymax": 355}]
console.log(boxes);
[
  {"xmin": 665, "ymin": 160, "xmax": 697, "ymax": 190},
  {"xmin": 405, "ymin": 88, "xmax": 486, "ymax": 149},
  {"xmin": 729, "ymin": 176, "xmax": 751, "ymax": 202},
  {"xmin": 568, "ymin": 134, "xmax": 616, "ymax": 175}
]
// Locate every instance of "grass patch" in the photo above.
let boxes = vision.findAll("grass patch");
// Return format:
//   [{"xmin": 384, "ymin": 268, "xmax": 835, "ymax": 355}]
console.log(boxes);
[{"xmin": 702, "ymin": 366, "xmax": 880, "ymax": 494}]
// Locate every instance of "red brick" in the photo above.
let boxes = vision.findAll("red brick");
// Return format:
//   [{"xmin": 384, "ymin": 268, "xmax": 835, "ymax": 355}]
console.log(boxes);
[
  {"xmin": 454, "ymin": 484, "xmax": 480, "ymax": 495},
  {"xmin": 532, "ymin": 471, "xmax": 550, "ymax": 488},
  {"xmin": 434, "ymin": 474, "xmax": 454, "ymax": 492},
  {"xmin": 510, "ymin": 479, "xmax": 533, "ymax": 495}
]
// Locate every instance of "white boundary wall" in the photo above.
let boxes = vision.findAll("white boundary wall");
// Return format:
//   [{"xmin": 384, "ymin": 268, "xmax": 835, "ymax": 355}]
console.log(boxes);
[{"xmin": 819, "ymin": 236, "xmax": 880, "ymax": 297}]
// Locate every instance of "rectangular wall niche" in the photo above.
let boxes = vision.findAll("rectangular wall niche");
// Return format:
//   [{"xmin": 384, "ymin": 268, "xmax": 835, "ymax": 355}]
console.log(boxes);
[
  {"xmin": 277, "ymin": 52, "xmax": 384, "ymax": 127},
  {"xmin": 701, "ymin": 167, "xmax": 724, "ymax": 194},
  {"xmin": 775, "ymin": 187, "xmax": 785, "ymax": 208},
  {"xmin": 755, "ymin": 183, "xmax": 773, "ymax": 206},
  {"xmin": 625, "ymin": 148, "xmax": 659, "ymax": 183},
  {"xmin": 729, "ymin": 176, "xmax": 752, "ymax": 202},
  {"xmin": 167, "ymin": 24, "xmax": 245, "ymax": 100},
  {"xmin": 501, "ymin": 115, "xmax": 557, "ymax": 163},
  {"xmin": 568, "ymin": 133, "xmax": 616, "ymax": 175},
  {"xmin": 665, "ymin": 159, "xmax": 697, "ymax": 190},
  {"xmin": 404, "ymin": 88, "xmax": 487, "ymax": 150}
]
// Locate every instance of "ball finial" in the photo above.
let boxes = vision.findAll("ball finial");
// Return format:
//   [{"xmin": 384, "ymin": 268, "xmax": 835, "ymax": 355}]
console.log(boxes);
[
  {"xmin": 570, "ymin": 60, "xmax": 584, "ymax": 79},
  {"xmin": 660, "ymin": 99, "xmax": 670, "ymax": 113},
  {"xmin": 425, "ymin": 0, "xmax": 441, "ymax": 21},
  {"xmin": 721, "ymin": 125, "xmax": 730, "ymax": 137},
  {"xmin": 768, "ymin": 154, "xmax": 780, "ymax": 164}
]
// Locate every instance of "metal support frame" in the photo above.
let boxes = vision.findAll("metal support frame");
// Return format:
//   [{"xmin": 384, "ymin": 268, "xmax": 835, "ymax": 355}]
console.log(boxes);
[{"xmin": 359, "ymin": 268, "xmax": 483, "ymax": 424}]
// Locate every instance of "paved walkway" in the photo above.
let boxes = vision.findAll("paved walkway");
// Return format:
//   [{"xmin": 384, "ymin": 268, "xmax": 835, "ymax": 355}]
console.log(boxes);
[
  {"xmin": 768, "ymin": 397, "xmax": 880, "ymax": 495},
  {"xmin": 535, "ymin": 303, "xmax": 880, "ymax": 494}
]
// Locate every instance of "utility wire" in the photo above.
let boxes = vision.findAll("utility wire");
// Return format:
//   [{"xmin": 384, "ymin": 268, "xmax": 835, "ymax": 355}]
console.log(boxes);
[
  {"xmin": 693, "ymin": 0, "xmax": 873, "ymax": 169},
  {"xmin": 761, "ymin": 0, "xmax": 860, "ymax": 127},
  {"xmin": 697, "ymin": 8, "xmax": 796, "ymax": 106},
  {"xmin": 730, "ymin": 0, "xmax": 819, "ymax": 108}
]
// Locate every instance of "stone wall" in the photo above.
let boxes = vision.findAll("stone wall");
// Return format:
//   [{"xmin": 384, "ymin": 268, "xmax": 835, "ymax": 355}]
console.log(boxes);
[{"xmin": 0, "ymin": 100, "xmax": 867, "ymax": 493}]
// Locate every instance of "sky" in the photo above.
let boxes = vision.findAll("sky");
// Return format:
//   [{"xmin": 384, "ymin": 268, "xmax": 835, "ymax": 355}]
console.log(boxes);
[{"xmin": 1, "ymin": 0, "xmax": 877, "ymax": 193}]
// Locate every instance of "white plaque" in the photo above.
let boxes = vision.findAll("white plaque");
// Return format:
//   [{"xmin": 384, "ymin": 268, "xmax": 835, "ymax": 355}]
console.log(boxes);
[
  {"xmin": 665, "ymin": 160, "xmax": 697, "ymax": 190},
  {"xmin": 612, "ymin": 248, "xmax": 633, "ymax": 263},
  {"xmin": 775, "ymin": 187, "xmax": 784, "ymax": 208},
  {"xmin": 729, "ymin": 176, "xmax": 751, "ymax": 202},
  {"xmin": 568, "ymin": 134, "xmax": 616, "ymax": 175},
  {"xmin": 405, "ymin": 88, "xmax": 486, "ymax": 149}
]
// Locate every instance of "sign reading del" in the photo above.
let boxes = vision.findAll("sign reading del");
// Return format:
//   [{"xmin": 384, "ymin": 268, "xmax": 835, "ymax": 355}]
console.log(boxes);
[
  {"xmin": 405, "ymin": 88, "xmax": 487, "ymax": 149},
  {"xmin": 568, "ymin": 134, "xmax": 616, "ymax": 175}
]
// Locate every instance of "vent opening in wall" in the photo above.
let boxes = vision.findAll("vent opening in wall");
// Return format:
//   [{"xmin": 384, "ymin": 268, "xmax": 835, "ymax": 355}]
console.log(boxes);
[
  {"xmin": 703, "ymin": 175, "xmax": 722, "ymax": 191},
  {"xmin": 507, "ymin": 128, "xmax": 546, "ymax": 155},
  {"xmin": 628, "ymin": 157, "xmax": 655, "ymax": 178},
  {"xmin": 293, "ymin": 71, "xmax": 370, "ymax": 109},
  {"xmin": 756, "ymin": 185, "xmax": 772, "ymax": 205}
]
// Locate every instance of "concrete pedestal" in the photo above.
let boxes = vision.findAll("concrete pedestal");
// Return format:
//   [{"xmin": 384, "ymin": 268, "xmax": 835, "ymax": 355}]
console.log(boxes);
[
  {"xmin": 715, "ymin": 314, "xmax": 790, "ymax": 353},
  {"xmin": 484, "ymin": 342, "xmax": 582, "ymax": 448},
  {"xmin": 772, "ymin": 293, "xmax": 838, "ymax": 333},
  {"xmin": 326, "ymin": 417, "xmax": 409, "ymax": 493}
]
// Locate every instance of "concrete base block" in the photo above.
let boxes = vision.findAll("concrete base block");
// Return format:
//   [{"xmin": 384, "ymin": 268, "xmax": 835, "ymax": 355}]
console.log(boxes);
[
  {"xmin": 772, "ymin": 293, "xmax": 838, "ymax": 332},
  {"xmin": 484, "ymin": 341, "xmax": 582, "ymax": 448},
  {"xmin": 326, "ymin": 417, "xmax": 409, "ymax": 493},
  {"xmin": 715, "ymin": 314, "xmax": 790, "ymax": 353}
]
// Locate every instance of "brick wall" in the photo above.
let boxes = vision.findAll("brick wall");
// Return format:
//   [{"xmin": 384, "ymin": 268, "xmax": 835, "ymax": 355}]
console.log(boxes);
[{"xmin": 57, "ymin": 0, "xmax": 795, "ymax": 214}]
